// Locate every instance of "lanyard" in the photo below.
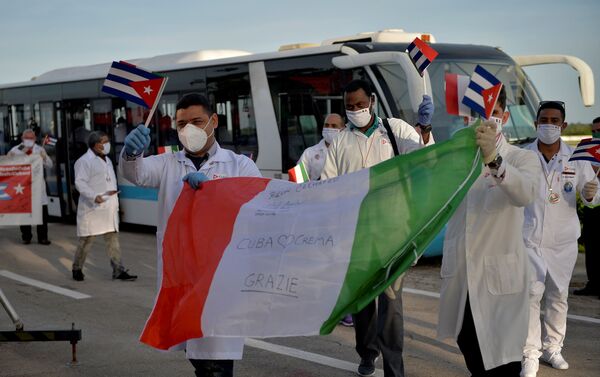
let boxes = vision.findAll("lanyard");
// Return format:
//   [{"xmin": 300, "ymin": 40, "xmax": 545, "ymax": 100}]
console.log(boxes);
[
  {"xmin": 356, "ymin": 132, "xmax": 376, "ymax": 168},
  {"xmin": 538, "ymin": 153, "xmax": 559, "ymax": 204}
]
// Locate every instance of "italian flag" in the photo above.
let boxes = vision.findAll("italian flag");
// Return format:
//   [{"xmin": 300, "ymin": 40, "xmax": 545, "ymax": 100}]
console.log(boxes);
[
  {"xmin": 288, "ymin": 162, "xmax": 309, "ymax": 183},
  {"xmin": 158, "ymin": 145, "xmax": 180, "ymax": 154},
  {"xmin": 140, "ymin": 125, "xmax": 481, "ymax": 350}
]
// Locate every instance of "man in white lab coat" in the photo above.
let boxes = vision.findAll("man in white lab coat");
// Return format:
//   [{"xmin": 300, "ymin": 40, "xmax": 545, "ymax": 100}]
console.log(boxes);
[
  {"xmin": 437, "ymin": 86, "xmax": 540, "ymax": 376},
  {"xmin": 120, "ymin": 93, "xmax": 261, "ymax": 377},
  {"xmin": 297, "ymin": 113, "xmax": 345, "ymax": 181},
  {"xmin": 321, "ymin": 79, "xmax": 434, "ymax": 377},
  {"xmin": 520, "ymin": 102, "xmax": 600, "ymax": 377},
  {"xmin": 72, "ymin": 131, "xmax": 136, "ymax": 282},
  {"xmin": 8, "ymin": 129, "xmax": 53, "ymax": 245}
]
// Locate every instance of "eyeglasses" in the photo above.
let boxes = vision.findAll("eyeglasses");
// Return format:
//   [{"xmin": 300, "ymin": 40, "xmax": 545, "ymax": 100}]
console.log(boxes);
[{"xmin": 538, "ymin": 100, "xmax": 565, "ymax": 110}]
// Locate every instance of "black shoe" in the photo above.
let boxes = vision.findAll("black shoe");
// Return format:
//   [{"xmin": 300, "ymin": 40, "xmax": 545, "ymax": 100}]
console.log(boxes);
[
  {"xmin": 357, "ymin": 358, "xmax": 376, "ymax": 376},
  {"xmin": 113, "ymin": 270, "xmax": 137, "ymax": 281},
  {"xmin": 573, "ymin": 285, "xmax": 599, "ymax": 296},
  {"xmin": 190, "ymin": 359, "xmax": 234, "ymax": 377},
  {"xmin": 22, "ymin": 239, "xmax": 31, "ymax": 245},
  {"xmin": 38, "ymin": 239, "xmax": 51, "ymax": 245},
  {"xmin": 72, "ymin": 270, "xmax": 84, "ymax": 281}
]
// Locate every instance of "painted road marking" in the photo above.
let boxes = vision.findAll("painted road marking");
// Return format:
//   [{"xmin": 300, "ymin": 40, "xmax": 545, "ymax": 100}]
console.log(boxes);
[
  {"xmin": 0, "ymin": 270, "xmax": 91, "ymax": 300},
  {"xmin": 403, "ymin": 287, "xmax": 600, "ymax": 325},
  {"xmin": 246, "ymin": 338, "xmax": 383, "ymax": 377}
]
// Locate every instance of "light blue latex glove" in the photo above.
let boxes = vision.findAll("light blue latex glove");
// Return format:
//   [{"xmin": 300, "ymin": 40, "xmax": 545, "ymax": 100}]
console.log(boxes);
[
  {"xmin": 182, "ymin": 172, "xmax": 210, "ymax": 190},
  {"xmin": 417, "ymin": 95, "xmax": 434, "ymax": 125},
  {"xmin": 124, "ymin": 124, "xmax": 151, "ymax": 156}
]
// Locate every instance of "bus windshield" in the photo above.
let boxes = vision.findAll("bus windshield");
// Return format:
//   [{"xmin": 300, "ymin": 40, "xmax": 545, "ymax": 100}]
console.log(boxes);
[{"xmin": 376, "ymin": 59, "xmax": 539, "ymax": 144}]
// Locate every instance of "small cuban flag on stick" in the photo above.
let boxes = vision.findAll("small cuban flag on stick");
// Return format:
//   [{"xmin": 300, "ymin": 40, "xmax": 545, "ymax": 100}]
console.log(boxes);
[
  {"xmin": 42, "ymin": 135, "xmax": 57, "ymax": 147},
  {"xmin": 462, "ymin": 65, "xmax": 503, "ymax": 120},
  {"xmin": 101, "ymin": 61, "xmax": 168, "ymax": 128},
  {"xmin": 406, "ymin": 37, "xmax": 439, "ymax": 77},
  {"xmin": 569, "ymin": 138, "xmax": 600, "ymax": 172},
  {"xmin": 288, "ymin": 162, "xmax": 309, "ymax": 183}
]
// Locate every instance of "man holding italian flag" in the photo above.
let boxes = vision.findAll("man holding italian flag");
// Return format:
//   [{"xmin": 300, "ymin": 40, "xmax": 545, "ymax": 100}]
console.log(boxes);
[{"xmin": 321, "ymin": 79, "xmax": 434, "ymax": 377}]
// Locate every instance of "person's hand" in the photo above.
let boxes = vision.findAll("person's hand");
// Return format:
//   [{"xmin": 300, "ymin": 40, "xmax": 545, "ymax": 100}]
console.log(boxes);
[
  {"xmin": 384, "ymin": 276, "xmax": 403, "ymax": 300},
  {"xmin": 417, "ymin": 95, "xmax": 434, "ymax": 126},
  {"xmin": 40, "ymin": 148, "xmax": 48, "ymax": 160},
  {"xmin": 583, "ymin": 179, "xmax": 598, "ymax": 201},
  {"xmin": 124, "ymin": 124, "xmax": 150, "ymax": 156},
  {"xmin": 94, "ymin": 195, "xmax": 105, "ymax": 204},
  {"xmin": 183, "ymin": 172, "xmax": 210, "ymax": 190},
  {"xmin": 476, "ymin": 121, "xmax": 498, "ymax": 164}
]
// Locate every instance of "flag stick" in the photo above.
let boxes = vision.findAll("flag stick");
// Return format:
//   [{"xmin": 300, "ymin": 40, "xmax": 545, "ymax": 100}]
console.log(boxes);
[{"xmin": 143, "ymin": 77, "xmax": 169, "ymax": 128}]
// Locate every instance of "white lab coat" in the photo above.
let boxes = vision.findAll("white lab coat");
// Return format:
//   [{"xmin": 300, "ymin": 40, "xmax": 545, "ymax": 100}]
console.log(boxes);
[
  {"xmin": 437, "ymin": 136, "xmax": 540, "ymax": 370},
  {"xmin": 8, "ymin": 143, "xmax": 53, "ymax": 205},
  {"xmin": 74, "ymin": 149, "xmax": 119, "ymax": 237},
  {"xmin": 120, "ymin": 141, "xmax": 261, "ymax": 360},
  {"xmin": 298, "ymin": 139, "xmax": 328, "ymax": 181},
  {"xmin": 523, "ymin": 140, "xmax": 600, "ymax": 292},
  {"xmin": 321, "ymin": 117, "xmax": 429, "ymax": 179}
]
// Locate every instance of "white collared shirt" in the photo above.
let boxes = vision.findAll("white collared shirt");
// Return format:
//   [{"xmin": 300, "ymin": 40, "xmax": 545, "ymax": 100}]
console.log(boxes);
[
  {"xmin": 321, "ymin": 117, "xmax": 430, "ymax": 179},
  {"xmin": 298, "ymin": 139, "xmax": 328, "ymax": 181}
]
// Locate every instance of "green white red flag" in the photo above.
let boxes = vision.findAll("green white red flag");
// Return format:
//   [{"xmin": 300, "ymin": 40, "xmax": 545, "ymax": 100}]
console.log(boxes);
[{"xmin": 140, "ymin": 124, "xmax": 482, "ymax": 350}]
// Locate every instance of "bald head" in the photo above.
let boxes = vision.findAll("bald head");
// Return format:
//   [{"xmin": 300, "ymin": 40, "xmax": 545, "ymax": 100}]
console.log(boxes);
[
  {"xmin": 324, "ymin": 113, "xmax": 345, "ymax": 130},
  {"xmin": 22, "ymin": 129, "xmax": 35, "ymax": 139}
]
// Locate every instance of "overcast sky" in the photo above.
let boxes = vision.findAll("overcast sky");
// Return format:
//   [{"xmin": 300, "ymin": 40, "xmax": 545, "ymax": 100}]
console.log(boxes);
[{"xmin": 1, "ymin": 0, "xmax": 598, "ymax": 122}]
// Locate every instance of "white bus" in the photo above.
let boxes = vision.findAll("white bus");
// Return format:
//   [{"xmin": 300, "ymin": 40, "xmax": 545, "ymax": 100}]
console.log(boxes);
[{"xmin": 0, "ymin": 29, "xmax": 594, "ymax": 234}]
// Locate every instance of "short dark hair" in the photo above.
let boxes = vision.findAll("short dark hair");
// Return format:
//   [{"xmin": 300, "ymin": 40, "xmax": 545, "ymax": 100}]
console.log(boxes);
[
  {"xmin": 592, "ymin": 117, "xmax": 600, "ymax": 124},
  {"xmin": 497, "ymin": 85, "xmax": 506, "ymax": 111},
  {"xmin": 88, "ymin": 131, "xmax": 108, "ymax": 149},
  {"xmin": 176, "ymin": 93, "xmax": 213, "ymax": 114},
  {"xmin": 536, "ymin": 101, "xmax": 565, "ymax": 121},
  {"xmin": 343, "ymin": 79, "xmax": 373, "ymax": 97}
]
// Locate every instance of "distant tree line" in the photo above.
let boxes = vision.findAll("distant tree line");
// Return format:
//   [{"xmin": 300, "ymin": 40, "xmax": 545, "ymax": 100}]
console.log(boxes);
[{"xmin": 563, "ymin": 122, "xmax": 592, "ymax": 136}]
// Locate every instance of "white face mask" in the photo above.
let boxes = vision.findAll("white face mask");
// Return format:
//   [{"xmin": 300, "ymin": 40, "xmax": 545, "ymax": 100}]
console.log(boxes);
[
  {"xmin": 178, "ymin": 120, "xmax": 214, "ymax": 153},
  {"xmin": 322, "ymin": 128, "xmax": 341, "ymax": 144},
  {"xmin": 23, "ymin": 139, "xmax": 35, "ymax": 148},
  {"xmin": 537, "ymin": 124, "xmax": 562, "ymax": 144},
  {"xmin": 346, "ymin": 100, "xmax": 372, "ymax": 128},
  {"xmin": 102, "ymin": 142, "xmax": 111, "ymax": 155}
]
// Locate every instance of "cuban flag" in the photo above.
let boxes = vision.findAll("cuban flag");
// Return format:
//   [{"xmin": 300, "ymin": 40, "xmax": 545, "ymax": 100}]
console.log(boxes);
[
  {"xmin": 43, "ymin": 135, "xmax": 57, "ymax": 147},
  {"xmin": 102, "ymin": 61, "xmax": 166, "ymax": 109},
  {"xmin": 406, "ymin": 37, "xmax": 439, "ymax": 76},
  {"xmin": 462, "ymin": 65, "xmax": 503, "ymax": 119},
  {"xmin": 0, "ymin": 183, "xmax": 12, "ymax": 201},
  {"xmin": 569, "ymin": 138, "xmax": 600, "ymax": 166}
]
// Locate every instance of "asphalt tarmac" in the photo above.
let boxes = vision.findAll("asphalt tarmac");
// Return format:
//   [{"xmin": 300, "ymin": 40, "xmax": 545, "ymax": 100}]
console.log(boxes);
[{"xmin": 0, "ymin": 223, "xmax": 598, "ymax": 376}]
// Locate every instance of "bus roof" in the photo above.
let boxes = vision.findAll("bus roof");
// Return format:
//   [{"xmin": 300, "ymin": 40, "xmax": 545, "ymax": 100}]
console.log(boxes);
[
  {"xmin": 0, "ymin": 45, "xmax": 343, "ymax": 89},
  {"xmin": 0, "ymin": 42, "xmax": 515, "ymax": 90}
]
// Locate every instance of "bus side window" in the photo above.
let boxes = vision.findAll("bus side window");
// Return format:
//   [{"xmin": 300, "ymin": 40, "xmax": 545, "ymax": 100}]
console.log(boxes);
[
  {"xmin": 206, "ymin": 64, "xmax": 258, "ymax": 160},
  {"xmin": 265, "ymin": 54, "xmax": 371, "ymax": 172}
]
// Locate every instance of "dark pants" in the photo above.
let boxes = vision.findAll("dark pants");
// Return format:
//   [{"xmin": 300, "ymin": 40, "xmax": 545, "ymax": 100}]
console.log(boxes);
[
  {"xmin": 582, "ymin": 206, "xmax": 600, "ymax": 290},
  {"xmin": 20, "ymin": 205, "xmax": 48, "ymax": 242},
  {"xmin": 353, "ymin": 285, "xmax": 405, "ymax": 377},
  {"xmin": 457, "ymin": 297, "xmax": 520, "ymax": 377},
  {"xmin": 189, "ymin": 360, "xmax": 233, "ymax": 377}
]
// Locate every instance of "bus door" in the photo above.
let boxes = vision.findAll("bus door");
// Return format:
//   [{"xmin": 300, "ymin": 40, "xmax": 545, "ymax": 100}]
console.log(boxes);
[
  {"xmin": 0, "ymin": 106, "xmax": 9, "ymax": 155},
  {"xmin": 38, "ymin": 101, "xmax": 63, "ymax": 217},
  {"xmin": 60, "ymin": 99, "xmax": 92, "ymax": 220}
]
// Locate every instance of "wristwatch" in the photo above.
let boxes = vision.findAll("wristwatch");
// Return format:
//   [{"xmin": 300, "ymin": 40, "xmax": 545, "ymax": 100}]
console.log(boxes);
[
  {"xmin": 486, "ymin": 154, "xmax": 503, "ymax": 170},
  {"xmin": 416, "ymin": 123, "xmax": 432, "ymax": 133}
]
